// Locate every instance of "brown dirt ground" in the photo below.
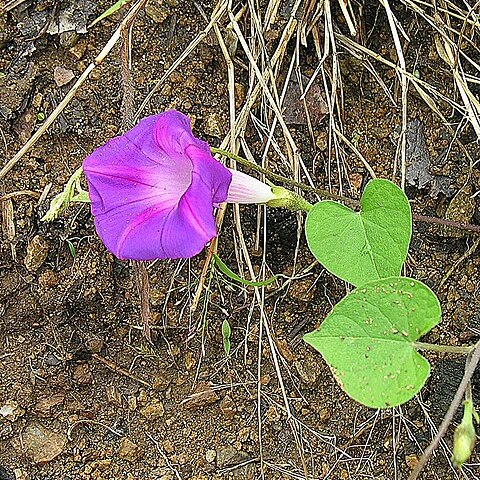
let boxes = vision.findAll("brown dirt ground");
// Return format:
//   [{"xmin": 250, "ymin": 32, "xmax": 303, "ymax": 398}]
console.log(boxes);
[{"xmin": 1, "ymin": 1, "xmax": 480, "ymax": 480}]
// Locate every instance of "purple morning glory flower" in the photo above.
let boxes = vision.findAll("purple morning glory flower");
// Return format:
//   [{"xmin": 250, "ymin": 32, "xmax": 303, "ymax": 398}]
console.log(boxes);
[{"xmin": 83, "ymin": 110, "xmax": 276, "ymax": 261}]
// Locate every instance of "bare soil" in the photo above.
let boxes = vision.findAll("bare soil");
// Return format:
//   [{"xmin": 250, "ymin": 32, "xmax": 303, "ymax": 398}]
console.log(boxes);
[{"xmin": 1, "ymin": 2, "xmax": 480, "ymax": 480}]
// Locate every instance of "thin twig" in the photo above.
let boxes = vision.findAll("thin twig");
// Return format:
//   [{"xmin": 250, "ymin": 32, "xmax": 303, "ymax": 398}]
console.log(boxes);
[
  {"xmin": 409, "ymin": 341, "xmax": 480, "ymax": 480},
  {"xmin": 92, "ymin": 353, "xmax": 151, "ymax": 387},
  {"xmin": 0, "ymin": 190, "xmax": 40, "ymax": 202}
]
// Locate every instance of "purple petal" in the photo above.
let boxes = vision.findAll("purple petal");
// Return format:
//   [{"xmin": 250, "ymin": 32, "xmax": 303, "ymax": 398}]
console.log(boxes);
[{"xmin": 83, "ymin": 111, "xmax": 232, "ymax": 260}]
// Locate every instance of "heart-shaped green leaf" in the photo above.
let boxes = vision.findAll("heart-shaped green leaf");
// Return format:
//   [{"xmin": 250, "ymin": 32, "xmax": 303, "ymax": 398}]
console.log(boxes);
[
  {"xmin": 305, "ymin": 179, "xmax": 411, "ymax": 286},
  {"xmin": 304, "ymin": 277, "xmax": 441, "ymax": 408}
]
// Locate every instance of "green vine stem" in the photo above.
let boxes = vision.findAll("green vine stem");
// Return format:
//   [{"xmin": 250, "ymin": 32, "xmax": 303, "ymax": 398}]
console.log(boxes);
[
  {"xmin": 212, "ymin": 147, "xmax": 480, "ymax": 235},
  {"xmin": 413, "ymin": 342, "xmax": 475, "ymax": 355}
]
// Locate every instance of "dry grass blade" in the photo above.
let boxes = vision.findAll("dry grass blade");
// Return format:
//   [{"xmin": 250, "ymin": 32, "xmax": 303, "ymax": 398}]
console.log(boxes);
[
  {"xmin": 1, "ymin": 195, "xmax": 16, "ymax": 261},
  {"xmin": 381, "ymin": 0, "xmax": 408, "ymax": 189},
  {"xmin": 1, "ymin": 0, "xmax": 28, "ymax": 13}
]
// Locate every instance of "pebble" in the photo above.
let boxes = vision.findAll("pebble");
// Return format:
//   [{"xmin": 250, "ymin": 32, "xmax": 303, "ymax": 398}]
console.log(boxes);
[
  {"xmin": 204, "ymin": 113, "xmax": 225, "ymax": 138},
  {"xmin": 294, "ymin": 357, "xmax": 319, "ymax": 387},
  {"xmin": 69, "ymin": 41, "xmax": 87, "ymax": 60},
  {"xmin": 0, "ymin": 400, "xmax": 25, "ymax": 422},
  {"xmin": 139, "ymin": 399, "xmax": 165, "ymax": 420},
  {"xmin": 106, "ymin": 385, "xmax": 122, "ymax": 406},
  {"xmin": 72, "ymin": 363, "xmax": 93, "ymax": 385},
  {"xmin": 181, "ymin": 381, "xmax": 219, "ymax": 410},
  {"xmin": 162, "ymin": 439, "xmax": 174, "ymax": 454},
  {"xmin": 20, "ymin": 422, "xmax": 67, "ymax": 465},
  {"xmin": 38, "ymin": 270, "xmax": 58, "ymax": 288},
  {"xmin": 118, "ymin": 438, "xmax": 142, "ymax": 462},
  {"xmin": 442, "ymin": 186, "xmax": 475, "ymax": 237},
  {"xmin": 216, "ymin": 446, "xmax": 240, "ymax": 468},
  {"xmin": 84, "ymin": 335, "xmax": 104, "ymax": 353},
  {"xmin": 44, "ymin": 352, "xmax": 62, "ymax": 366},
  {"xmin": 13, "ymin": 469, "xmax": 26, "ymax": 480},
  {"xmin": 216, "ymin": 446, "xmax": 253, "ymax": 479},
  {"xmin": 405, "ymin": 454, "xmax": 419, "ymax": 469},
  {"xmin": 24, "ymin": 235, "xmax": 49, "ymax": 272},
  {"xmin": 59, "ymin": 31, "xmax": 79, "ymax": 48},
  {"xmin": 234, "ymin": 82, "xmax": 246, "ymax": 108},
  {"xmin": 145, "ymin": 1, "xmax": 171, "ymax": 23},
  {"xmin": 54, "ymin": 66, "xmax": 75, "ymax": 87},
  {"xmin": 220, "ymin": 395, "xmax": 236, "ymax": 420},
  {"xmin": 34, "ymin": 392, "xmax": 65, "ymax": 417},
  {"xmin": 205, "ymin": 449, "xmax": 216, "ymax": 463}
]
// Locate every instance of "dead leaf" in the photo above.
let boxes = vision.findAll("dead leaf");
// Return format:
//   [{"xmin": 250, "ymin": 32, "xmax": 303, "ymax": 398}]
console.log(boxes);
[{"xmin": 283, "ymin": 73, "xmax": 327, "ymax": 126}]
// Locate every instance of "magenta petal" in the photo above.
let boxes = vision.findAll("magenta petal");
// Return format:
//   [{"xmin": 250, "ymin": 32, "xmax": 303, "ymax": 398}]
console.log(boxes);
[{"xmin": 83, "ymin": 111, "xmax": 232, "ymax": 260}]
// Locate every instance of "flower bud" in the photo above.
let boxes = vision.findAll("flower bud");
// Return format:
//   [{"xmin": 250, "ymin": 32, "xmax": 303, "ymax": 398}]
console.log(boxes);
[
  {"xmin": 452, "ymin": 400, "xmax": 477, "ymax": 468},
  {"xmin": 266, "ymin": 186, "xmax": 313, "ymax": 212}
]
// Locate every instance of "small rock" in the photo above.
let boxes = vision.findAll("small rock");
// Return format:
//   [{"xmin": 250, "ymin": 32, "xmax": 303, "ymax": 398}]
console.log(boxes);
[
  {"xmin": 405, "ymin": 454, "xmax": 419, "ymax": 470},
  {"xmin": 0, "ymin": 423, "xmax": 13, "ymax": 439},
  {"xmin": 69, "ymin": 41, "xmax": 87, "ymax": 60},
  {"xmin": 118, "ymin": 438, "xmax": 142, "ymax": 462},
  {"xmin": 137, "ymin": 389, "xmax": 148, "ymax": 405},
  {"xmin": 84, "ymin": 335, "xmax": 104, "ymax": 353},
  {"xmin": 34, "ymin": 393, "xmax": 65, "ymax": 417},
  {"xmin": 203, "ymin": 113, "xmax": 225, "ymax": 138},
  {"xmin": 13, "ymin": 468, "xmax": 26, "ymax": 480},
  {"xmin": 159, "ymin": 474, "xmax": 174, "ymax": 480},
  {"xmin": 152, "ymin": 372, "xmax": 171, "ymax": 391},
  {"xmin": 25, "ymin": 235, "xmax": 49, "ymax": 272},
  {"xmin": 217, "ymin": 445, "xmax": 239, "ymax": 468},
  {"xmin": 315, "ymin": 130, "xmax": 328, "ymax": 151},
  {"xmin": 44, "ymin": 352, "xmax": 62, "ymax": 366},
  {"xmin": 20, "ymin": 422, "xmax": 67, "ymax": 465},
  {"xmin": 184, "ymin": 351, "xmax": 195, "ymax": 371},
  {"xmin": 59, "ymin": 31, "xmax": 79, "ymax": 48},
  {"xmin": 289, "ymin": 279, "xmax": 315, "ymax": 303},
  {"xmin": 205, "ymin": 449, "xmax": 216, "ymax": 463},
  {"xmin": 318, "ymin": 406, "xmax": 332, "ymax": 422},
  {"xmin": 139, "ymin": 399, "xmax": 164, "ymax": 420},
  {"xmin": 216, "ymin": 446, "xmax": 254, "ymax": 478},
  {"xmin": 283, "ymin": 74, "xmax": 327, "ymax": 126},
  {"xmin": 54, "ymin": 66, "xmax": 75, "ymax": 87},
  {"xmin": 275, "ymin": 338, "xmax": 296, "ymax": 362},
  {"xmin": 220, "ymin": 395, "xmax": 236, "ymax": 420},
  {"xmin": 294, "ymin": 357, "xmax": 318, "ymax": 387},
  {"xmin": 0, "ymin": 400, "xmax": 25, "ymax": 422},
  {"xmin": 127, "ymin": 396, "xmax": 137, "ymax": 411},
  {"xmin": 181, "ymin": 381, "xmax": 219, "ymax": 410},
  {"xmin": 442, "ymin": 186, "xmax": 476, "ymax": 237},
  {"xmin": 266, "ymin": 404, "xmax": 281, "ymax": 423},
  {"xmin": 162, "ymin": 439, "xmax": 174, "ymax": 454},
  {"xmin": 38, "ymin": 270, "xmax": 58, "ymax": 288},
  {"xmin": 72, "ymin": 363, "xmax": 93, "ymax": 385},
  {"xmin": 145, "ymin": 1, "xmax": 171, "ymax": 23},
  {"xmin": 234, "ymin": 82, "xmax": 246, "ymax": 108},
  {"xmin": 106, "ymin": 385, "xmax": 122, "ymax": 406},
  {"xmin": 103, "ymin": 419, "xmax": 127, "ymax": 441}
]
